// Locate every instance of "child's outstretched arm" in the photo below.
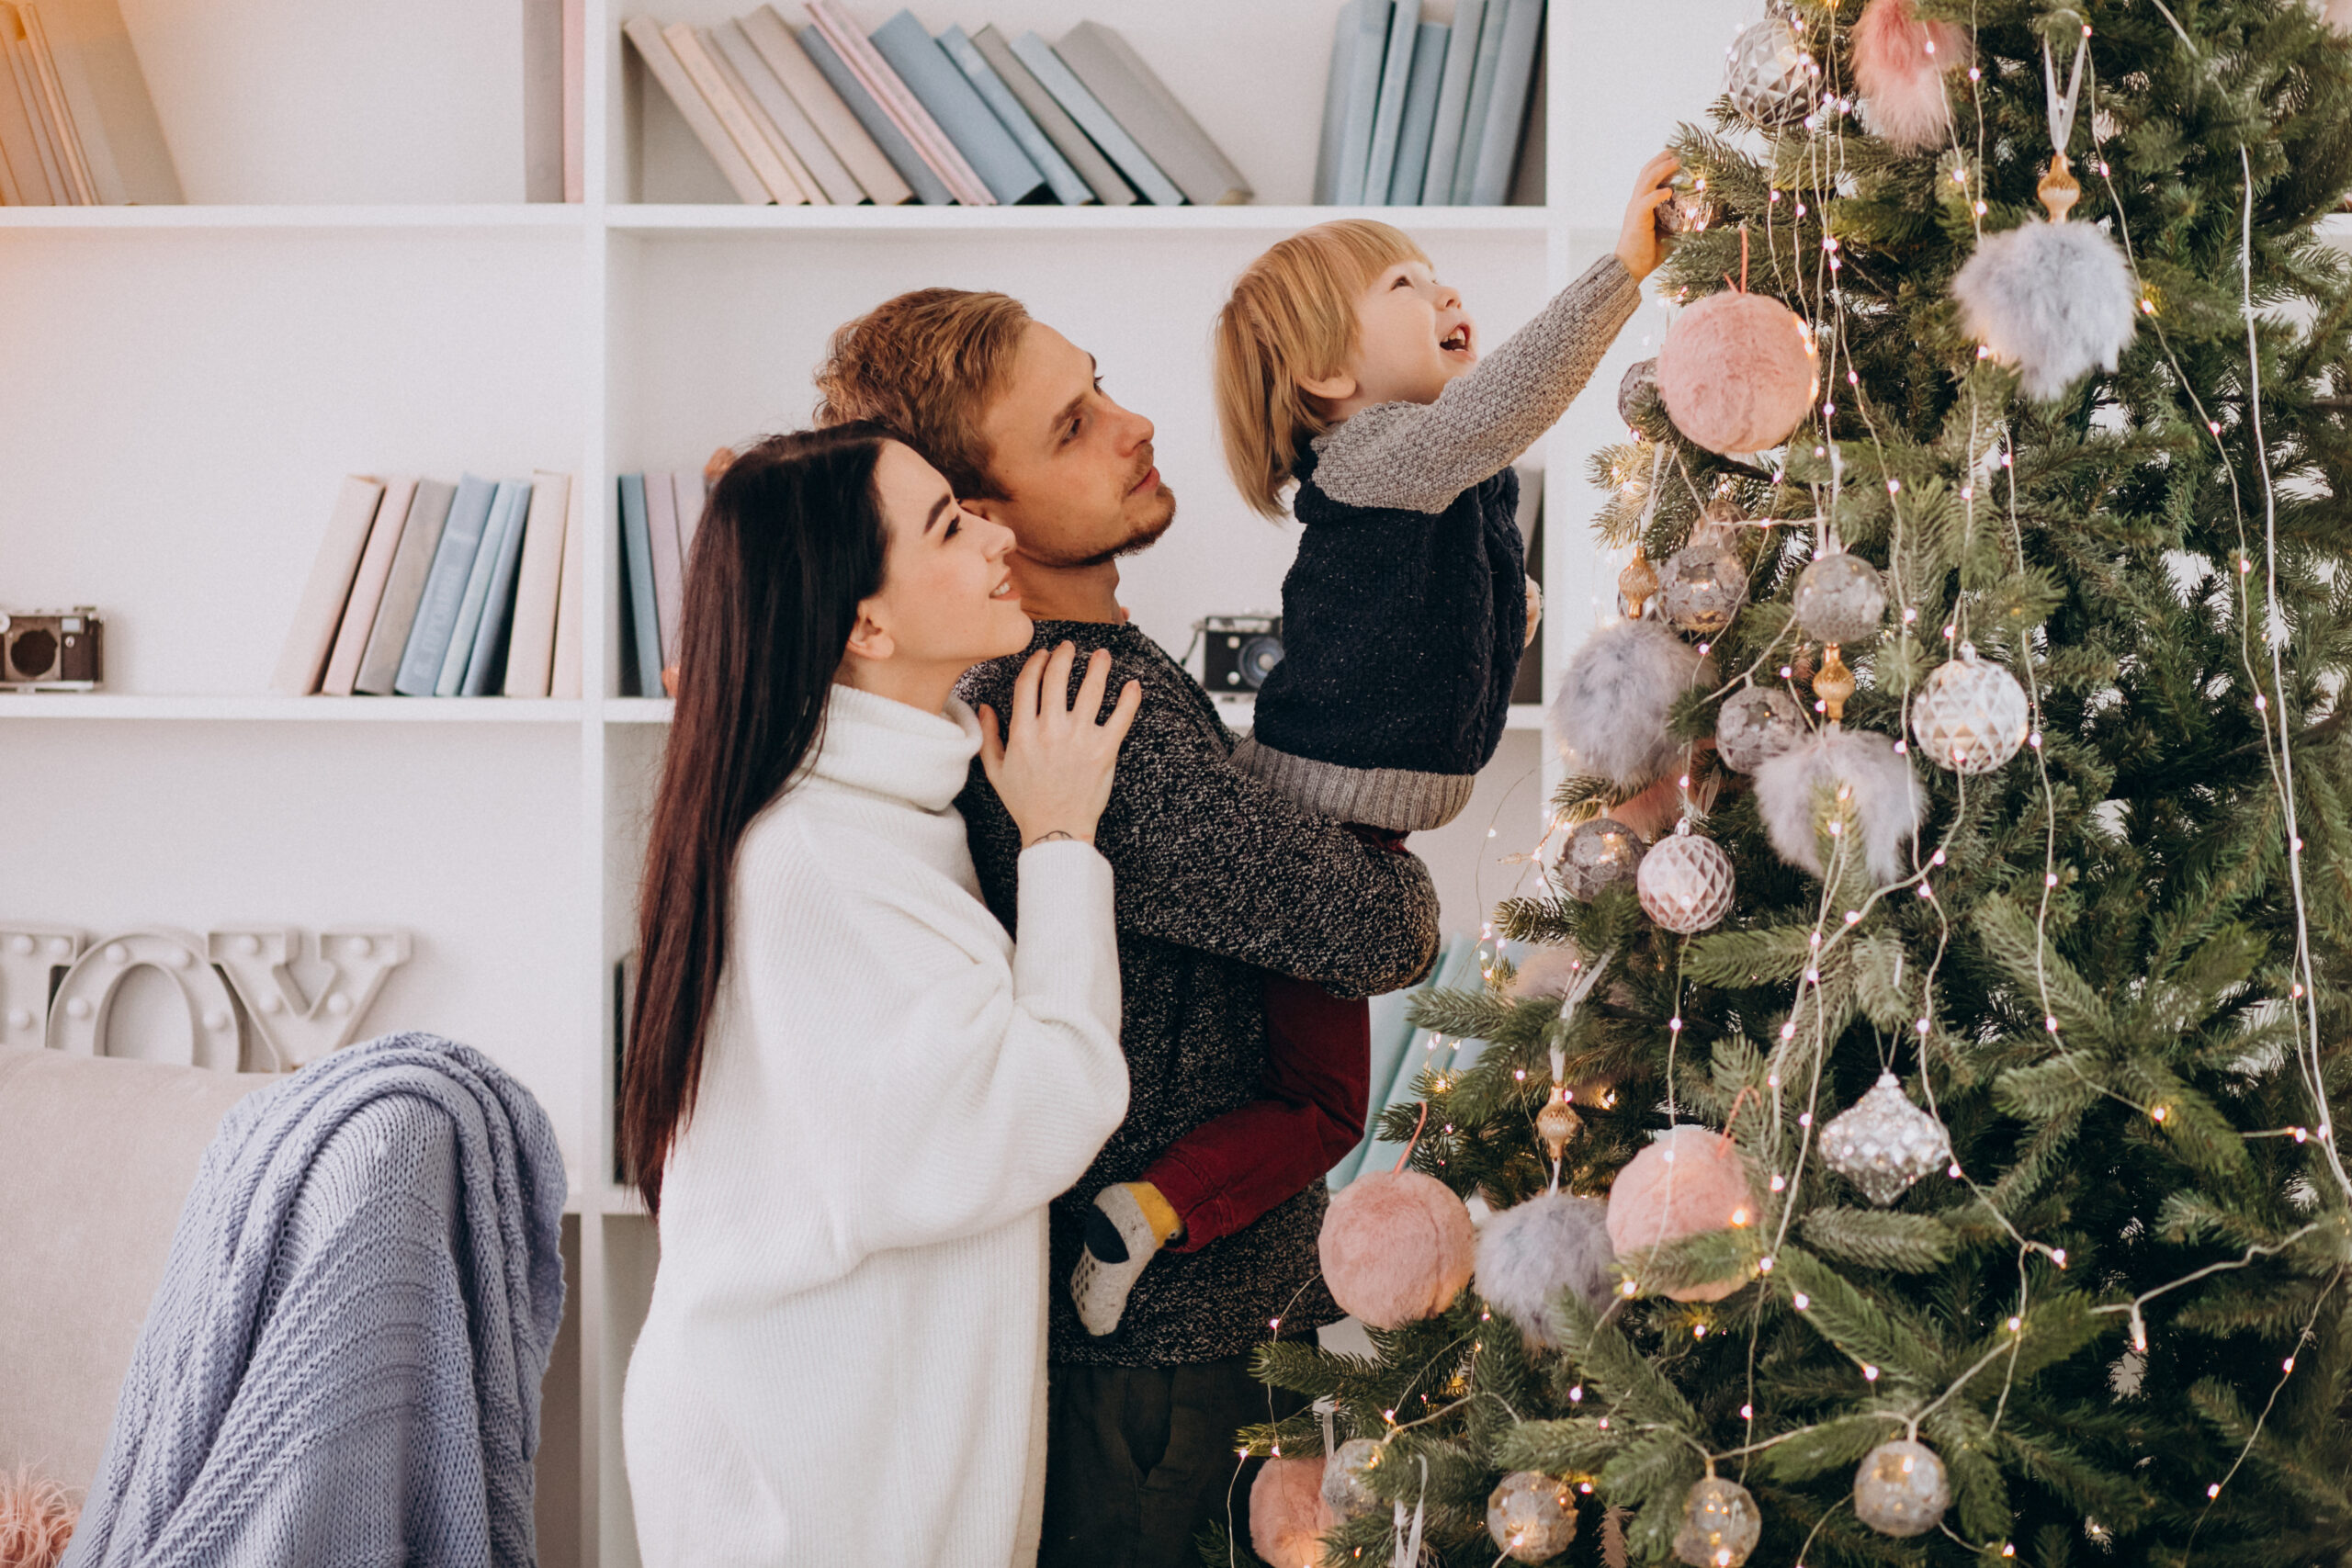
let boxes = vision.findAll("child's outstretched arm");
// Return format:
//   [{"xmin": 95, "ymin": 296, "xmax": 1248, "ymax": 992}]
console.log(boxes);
[{"xmin": 1313, "ymin": 151, "xmax": 1679, "ymax": 515}]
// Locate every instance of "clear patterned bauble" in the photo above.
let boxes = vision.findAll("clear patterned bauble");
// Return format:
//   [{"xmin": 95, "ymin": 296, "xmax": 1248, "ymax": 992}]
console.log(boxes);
[
  {"xmin": 1619, "ymin": 357, "xmax": 1661, "ymax": 425},
  {"xmin": 1715, "ymin": 685, "xmax": 1806, "ymax": 773},
  {"xmin": 1910, "ymin": 643, "xmax": 2030, "ymax": 773},
  {"xmin": 1853, "ymin": 1439, "xmax": 1951, "ymax": 1538},
  {"xmin": 1822, "ymin": 1072, "xmax": 1951, "ymax": 1206},
  {"xmin": 1638, "ymin": 824, "xmax": 1736, "ymax": 934},
  {"xmin": 1658, "ymin": 173, "xmax": 1720, "ymax": 235},
  {"xmin": 1674, "ymin": 1476, "xmax": 1762, "ymax": 1567},
  {"xmin": 1724, "ymin": 12, "xmax": 1815, "ymax": 130},
  {"xmin": 1320, "ymin": 1437, "xmax": 1385, "ymax": 1522},
  {"xmin": 1792, "ymin": 549, "xmax": 1887, "ymax": 646},
  {"xmin": 1557, "ymin": 816, "xmax": 1647, "ymax": 900},
  {"xmin": 1488, "ymin": 1470, "xmax": 1579, "ymax": 1562},
  {"xmin": 1660, "ymin": 514, "xmax": 1749, "ymax": 635}
]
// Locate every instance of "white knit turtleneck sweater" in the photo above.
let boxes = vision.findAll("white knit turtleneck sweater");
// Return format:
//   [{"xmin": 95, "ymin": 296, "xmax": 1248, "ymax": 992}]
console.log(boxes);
[{"xmin": 623, "ymin": 682, "xmax": 1128, "ymax": 1568}]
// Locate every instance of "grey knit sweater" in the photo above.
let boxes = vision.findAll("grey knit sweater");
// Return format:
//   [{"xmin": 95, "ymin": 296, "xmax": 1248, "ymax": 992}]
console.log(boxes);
[{"xmin": 956, "ymin": 622, "xmax": 1441, "ymax": 1367}]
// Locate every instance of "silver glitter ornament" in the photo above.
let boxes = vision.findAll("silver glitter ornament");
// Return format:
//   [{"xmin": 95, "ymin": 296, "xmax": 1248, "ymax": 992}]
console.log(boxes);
[
  {"xmin": 1674, "ymin": 1476, "xmax": 1761, "ymax": 1567},
  {"xmin": 1822, "ymin": 1072, "xmax": 1951, "ymax": 1206},
  {"xmin": 1853, "ymin": 1439, "xmax": 1950, "ymax": 1538},
  {"xmin": 1320, "ymin": 1438, "xmax": 1385, "ymax": 1522},
  {"xmin": 1724, "ymin": 13, "xmax": 1815, "ymax": 130},
  {"xmin": 1910, "ymin": 643, "xmax": 2030, "ymax": 773},
  {"xmin": 1618, "ymin": 357, "xmax": 1661, "ymax": 425},
  {"xmin": 1658, "ymin": 172, "xmax": 1720, "ymax": 235},
  {"xmin": 1715, "ymin": 685, "xmax": 1806, "ymax": 773},
  {"xmin": 1557, "ymin": 816, "xmax": 1647, "ymax": 900},
  {"xmin": 1660, "ymin": 513, "xmax": 1748, "ymax": 635},
  {"xmin": 1792, "ymin": 550, "xmax": 1886, "ymax": 646},
  {"xmin": 1488, "ymin": 1471, "xmax": 1578, "ymax": 1562},
  {"xmin": 1638, "ymin": 823, "xmax": 1736, "ymax": 934}
]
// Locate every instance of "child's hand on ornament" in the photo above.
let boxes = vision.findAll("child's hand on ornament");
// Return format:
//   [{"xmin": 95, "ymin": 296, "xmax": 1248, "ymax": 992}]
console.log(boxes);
[{"xmin": 1614, "ymin": 151, "xmax": 1680, "ymax": 282}]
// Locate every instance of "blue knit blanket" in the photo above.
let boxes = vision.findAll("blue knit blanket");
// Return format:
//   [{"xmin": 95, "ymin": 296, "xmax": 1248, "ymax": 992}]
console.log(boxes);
[{"xmin": 62, "ymin": 1032, "xmax": 568, "ymax": 1568}]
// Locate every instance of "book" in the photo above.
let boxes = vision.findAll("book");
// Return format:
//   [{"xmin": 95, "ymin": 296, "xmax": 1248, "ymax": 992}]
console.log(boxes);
[
  {"xmin": 269, "ymin": 476, "xmax": 384, "ymax": 696},
  {"xmin": 462, "ymin": 479, "xmax": 537, "ymax": 696},
  {"xmin": 1386, "ymin": 20, "xmax": 1450, "ymax": 206},
  {"xmin": 938, "ymin": 25, "xmax": 1089, "ymax": 207},
  {"xmin": 393, "ymin": 474, "xmax": 496, "ymax": 697},
  {"xmin": 357, "ymin": 479, "xmax": 455, "ymax": 695},
  {"xmin": 666, "ymin": 21, "xmax": 807, "ymax": 203},
  {"xmin": 11, "ymin": 6, "xmax": 92, "ymax": 202},
  {"xmin": 802, "ymin": 0, "xmax": 990, "ymax": 205},
  {"xmin": 1007, "ymin": 30, "xmax": 1181, "ymax": 206},
  {"xmin": 1050, "ymin": 22, "xmax": 1249, "ymax": 207},
  {"xmin": 523, "ymin": 0, "xmax": 563, "ymax": 201},
  {"xmin": 503, "ymin": 471, "xmax": 571, "ymax": 697},
  {"xmin": 322, "ymin": 476, "xmax": 419, "ymax": 697},
  {"xmin": 739, "ymin": 5, "xmax": 910, "ymax": 204},
  {"xmin": 1361, "ymin": 0, "xmax": 1420, "ymax": 208},
  {"xmin": 624, "ymin": 16, "xmax": 771, "ymax": 206},
  {"xmin": 1464, "ymin": 0, "xmax": 1542, "ymax": 206},
  {"xmin": 1311, "ymin": 5, "xmax": 1357, "ymax": 204},
  {"xmin": 549, "ymin": 478, "xmax": 583, "ymax": 700},
  {"xmin": 28, "ymin": 0, "xmax": 180, "ymax": 204},
  {"xmin": 617, "ymin": 474, "xmax": 662, "ymax": 696},
  {"xmin": 0, "ymin": 12, "xmax": 55, "ymax": 203},
  {"xmin": 438, "ymin": 479, "xmax": 529, "ymax": 697},
  {"xmin": 1329, "ymin": 0, "xmax": 1391, "ymax": 206},
  {"xmin": 795, "ymin": 20, "xmax": 950, "ymax": 205},
  {"xmin": 3, "ymin": 10, "xmax": 68, "ymax": 203},
  {"xmin": 644, "ymin": 468, "xmax": 684, "ymax": 674},
  {"xmin": 713, "ymin": 17, "xmax": 863, "ymax": 205},
  {"xmin": 871, "ymin": 11, "xmax": 1043, "ymax": 206},
  {"xmin": 670, "ymin": 470, "xmax": 706, "ymax": 572},
  {"xmin": 1419, "ymin": 0, "xmax": 1483, "ymax": 205},
  {"xmin": 698, "ymin": 25, "xmax": 820, "ymax": 203},
  {"xmin": 563, "ymin": 0, "xmax": 583, "ymax": 200},
  {"xmin": 1507, "ymin": 41, "xmax": 1544, "ymax": 206},
  {"xmin": 967, "ymin": 25, "xmax": 1128, "ymax": 207},
  {"xmin": 1447, "ymin": 0, "xmax": 1511, "ymax": 204}
]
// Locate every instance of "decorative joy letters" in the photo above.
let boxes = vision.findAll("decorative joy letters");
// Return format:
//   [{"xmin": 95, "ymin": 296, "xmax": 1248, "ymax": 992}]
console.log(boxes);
[{"xmin": 1, "ymin": 925, "xmax": 412, "ymax": 1072}]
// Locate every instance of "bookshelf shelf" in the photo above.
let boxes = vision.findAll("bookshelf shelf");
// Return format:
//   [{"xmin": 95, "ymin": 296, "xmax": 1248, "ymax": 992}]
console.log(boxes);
[
  {"xmin": 0, "ymin": 694, "xmax": 592, "ymax": 722},
  {"xmin": 605, "ymin": 202, "xmax": 1554, "ymax": 234},
  {"xmin": 0, "ymin": 205, "xmax": 592, "ymax": 231}
]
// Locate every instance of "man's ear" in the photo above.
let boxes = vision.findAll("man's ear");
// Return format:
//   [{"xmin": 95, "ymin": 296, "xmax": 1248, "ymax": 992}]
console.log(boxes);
[
  {"xmin": 961, "ymin": 494, "xmax": 1007, "ymax": 524},
  {"xmin": 1296, "ymin": 368, "xmax": 1357, "ymax": 403},
  {"xmin": 842, "ymin": 604, "xmax": 894, "ymax": 663}
]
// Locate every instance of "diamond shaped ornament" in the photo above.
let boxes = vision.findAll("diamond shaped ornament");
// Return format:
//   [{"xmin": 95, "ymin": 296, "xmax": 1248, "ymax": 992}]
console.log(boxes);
[{"xmin": 1822, "ymin": 1073, "xmax": 1951, "ymax": 1206}]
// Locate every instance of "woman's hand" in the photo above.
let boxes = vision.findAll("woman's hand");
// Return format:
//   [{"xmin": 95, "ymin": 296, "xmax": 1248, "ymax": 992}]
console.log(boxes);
[
  {"xmin": 1613, "ymin": 151, "xmax": 1681, "ymax": 282},
  {"xmin": 978, "ymin": 642, "xmax": 1143, "ymax": 849}
]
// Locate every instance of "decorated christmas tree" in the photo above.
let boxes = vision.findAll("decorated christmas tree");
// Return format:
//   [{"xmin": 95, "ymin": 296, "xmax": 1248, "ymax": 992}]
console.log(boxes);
[{"xmin": 1227, "ymin": 3, "xmax": 2352, "ymax": 1564}]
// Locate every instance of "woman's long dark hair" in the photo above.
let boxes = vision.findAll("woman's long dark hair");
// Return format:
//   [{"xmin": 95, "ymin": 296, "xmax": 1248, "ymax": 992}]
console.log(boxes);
[{"xmin": 620, "ymin": 423, "xmax": 893, "ymax": 1214}]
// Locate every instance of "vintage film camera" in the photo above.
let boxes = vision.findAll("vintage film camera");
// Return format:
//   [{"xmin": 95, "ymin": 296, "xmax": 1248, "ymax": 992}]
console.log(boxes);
[
  {"xmin": 1199, "ymin": 614, "xmax": 1284, "ymax": 694},
  {"xmin": 1, "ymin": 608, "xmax": 104, "ymax": 691}
]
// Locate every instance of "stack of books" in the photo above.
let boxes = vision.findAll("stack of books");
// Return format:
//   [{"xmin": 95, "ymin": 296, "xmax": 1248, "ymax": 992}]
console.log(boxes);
[
  {"xmin": 628, "ymin": 4, "xmax": 1250, "ymax": 207},
  {"xmin": 616, "ymin": 471, "xmax": 709, "ymax": 697},
  {"xmin": 1315, "ymin": 0, "xmax": 1544, "ymax": 207},
  {"xmin": 0, "ymin": 0, "xmax": 179, "ymax": 204},
  {"xmin": 272, "ymin": 474, "xmax": 584, "ymax": 699}
]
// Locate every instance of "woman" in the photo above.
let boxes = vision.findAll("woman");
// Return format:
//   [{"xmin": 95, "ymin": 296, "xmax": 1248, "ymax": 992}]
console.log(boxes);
[{"xmin": 619, "ymin": 423, "xmax": 1139, "ymax": 1567}]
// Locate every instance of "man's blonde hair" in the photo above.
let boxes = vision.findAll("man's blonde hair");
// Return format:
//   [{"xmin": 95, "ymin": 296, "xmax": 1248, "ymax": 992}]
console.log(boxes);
[
  {"xmin": 1213, "ymin": 220, "xmax": 1430, "ymax": 519},
  {"xmin": 812, "ymin": 288, "xmax": 1032, "ymax": 502}
]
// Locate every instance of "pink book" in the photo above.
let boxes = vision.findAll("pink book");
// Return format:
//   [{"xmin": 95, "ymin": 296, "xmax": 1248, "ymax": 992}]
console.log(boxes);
[
  {"xmin": 645, "ymin": 468, "xmax": 684, "ymax": 676},
  {"xmin": 561, "ymin": 0, "xmax": 582, "ymax": 201},
  {"xmin": 320, "ymin": 476, "xmax": 418, "ymax": 696},
  {"xmin": 800, "ymin": 0, "xmax": 990, "ymax": 205},
  {"xmin": 271, "ymin": 476, "xmax": 385, "ymax": 695},
  {"xmin": 549, "ymin": 478, "xmax": 583, "ymax": 699}
]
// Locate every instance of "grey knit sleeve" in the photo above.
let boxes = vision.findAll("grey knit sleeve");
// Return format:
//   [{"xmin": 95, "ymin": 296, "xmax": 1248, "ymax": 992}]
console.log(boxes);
[{"xmin": 1309, "ymin": 254, "xmax": 1644, "ymax": 514}]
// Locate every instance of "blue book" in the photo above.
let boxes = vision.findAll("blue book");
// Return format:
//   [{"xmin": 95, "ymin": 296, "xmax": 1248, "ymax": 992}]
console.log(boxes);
[
  {"xmin": 461, "ymin": 479, "xmax": 536, "ymax": 696},
  {"xmin": 1312, "ymin": 6, "xmax": 1360, "ymax": 203},
  {"xmin": 618, "ymin": 475, "xmax": 662, "ymax": 698},
  {"xmin": 1387, "ymin": 22, "xmax": 1452, "ymax": 205},
  {"xmin": 870, "ymin": 11, "xmax": 1045, "ymax": 206},
  {"xmin": 1448, "ymin": 0, "xmax": 1512, "ymax": 204},
  {"xmin": 1420, "ymin": 0, "xmax": 1485, "ymax": 205},
  {"xmin": 436, "ymin": 479, "xmax": 527, "ymax": 696},
  {"xmin": 797, "ymin": 25, "xmax": 953, "ymax": 206},
  {"xmin": 1464, "ymin": 0, "xmax": 1542, "ymax": 205},
  {"xmin": 939, "ymin": 25, "xmax": 1091, "ymax": 206},
  {"xmin": 1362, "ymin": 0, "xmax": 1421, "ymax": 206},
  {"xmin": 1007, "ymin": 30, "xmax": 1182, "ymax": 206},
  {"xmin": 1331, "ymin": 0, "xmax": 1393, "ymax": 206},
  {"xmin": 392, "ymin": 474, "xmax": 497, "ymax": 697}
]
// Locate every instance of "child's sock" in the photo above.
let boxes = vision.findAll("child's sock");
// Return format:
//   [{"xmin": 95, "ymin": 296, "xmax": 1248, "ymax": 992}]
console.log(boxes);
[{"xmin": 1071, "ymin": 1180, "xmax": 1182, "ymax": 1337}]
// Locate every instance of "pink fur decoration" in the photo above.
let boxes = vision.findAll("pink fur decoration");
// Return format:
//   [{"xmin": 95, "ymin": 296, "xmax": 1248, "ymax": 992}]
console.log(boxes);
[
  {"xmin": 1318, "ymin": 1168, "xmax": 1476, "ymax": 1329},
  {"xmin": 1657, "ymin": 290, "xmax": 1817, "ymax": 456},
  {"xmin": 1853, "ymin": 0, "xmax": 1972, "ymax": 152},
  {"xmin": 1250, "ymin": 1455, "xmax": 1335, "ymax": 1568},
  {"xmin": 0, "ymin": 1467, "xmax": 79, "ymax": 1568},
  {"xmin": 1604, "ymin": 1125, "xmax": 1756, "ymax": 1303}
]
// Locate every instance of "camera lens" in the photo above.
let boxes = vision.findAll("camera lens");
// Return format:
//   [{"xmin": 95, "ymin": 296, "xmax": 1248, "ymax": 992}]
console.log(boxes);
[
  {"xmin": 7, "ymin": 626, "xmax": 57, "ymax": 681},
  {"xmin": 1238, "ymin": 636, "xmax": 1284, "ymax": 689}
]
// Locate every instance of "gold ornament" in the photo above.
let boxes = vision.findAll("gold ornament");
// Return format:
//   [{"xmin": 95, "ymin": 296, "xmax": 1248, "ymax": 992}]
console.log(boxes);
[
  {"xmin": 2038, "ymin": 150, "xmax": 2081, "ymax": 222},
  {"xmin": 1812, "ymin": 644, "xmax": 1856, "ymax": 723},
  {"xmin": 1619, "ymin": 546, "xmax": 1660, "ymax": 620},
  {"xmin": 1537, "ymin": 1090, "xmax": 1583, "ymax": 1161}
]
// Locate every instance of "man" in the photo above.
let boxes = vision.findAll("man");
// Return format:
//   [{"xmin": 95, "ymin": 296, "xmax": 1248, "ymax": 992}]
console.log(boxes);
[{"xmin": 815, "ymin": 291, "xmax": 1440, "ymax": 1566}]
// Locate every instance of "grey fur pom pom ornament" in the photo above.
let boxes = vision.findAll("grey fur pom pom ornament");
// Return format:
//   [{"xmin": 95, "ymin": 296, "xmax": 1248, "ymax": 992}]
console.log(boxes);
[
  {"xmin": 1552, "ymin": 618, "xmax": 1715, "ymax": 789},
  {"xmin": 1474, "ymin": 1190, "xmax": 1616, "ymax": 1349},
  {"xmin": 1754, "ymin": 728, "xmax": 1925, "ymax": 885}
]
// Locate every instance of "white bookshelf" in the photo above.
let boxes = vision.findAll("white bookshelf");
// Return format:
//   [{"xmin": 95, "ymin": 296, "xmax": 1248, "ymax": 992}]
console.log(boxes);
[{"xmin": 0, "ymin": 1, "xmax": 1754, "ymax": 1561}]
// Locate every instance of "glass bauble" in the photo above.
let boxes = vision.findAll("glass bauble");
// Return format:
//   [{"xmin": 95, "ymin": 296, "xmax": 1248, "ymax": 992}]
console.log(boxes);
[
  {"xmin": 1724, "ymin": 14, "xmax": 1815, "ymax": 129},
  {"xmin": 1487, "ymin": 1470, "xmax": 1578, "ymax": 1562},
  {"xmin": 1910, "ymin": 645, "xmax": 2030, "ymax": 773},
  {"xmin": 1674, "ymin": 1476, "xmax": 1761, "ymax": 1567},
  {"xmin": 1822, "ymin": 1072, "xmax": 1951, "ymax": 1206},
  {"xmin": 1619, "ymin": 357, "xmax": 1661, "ymax": 425},
  {"xmin": 1637, "ymin": 827, "xmax": 1736, "ymax": 934},
  {"xmin": 1557, "ymin": 816, "xmax": 1646, "ymax": 900},
  {"xmin": 1792, "ymin": 550, "xmax": 1886, "ymax": 646},
  {"xmin": 1853, "ymin": 1439, "xmax": 1950, "ymax": 1538},
  {"xmin": 1319, "ymin": 1438, "xmax": 1385, "ymax": 1522},
  {"xmin": 1660, "ymin": 518, "xmax": 1748, "ymax": 635},
  {"xmin": 1715, "ymin": 685, "xmax": 1806, "ymax": 773}
]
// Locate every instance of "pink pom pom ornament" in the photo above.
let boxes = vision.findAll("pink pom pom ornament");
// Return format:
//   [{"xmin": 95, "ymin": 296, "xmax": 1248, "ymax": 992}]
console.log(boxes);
[
  {"xmin": 1319, "ymin": 1166, "xmax": 1476, "ymax": 1329},
  {"xmin": 1853, "ymin": 0, "xmax": 1972, "ymax": 152},
  {"xmin": 1657, "ymin": 287, "xmax": 1817, "ymax": 457},
  {"xmin": 0, "ymin": 1467, "xmax": 78, "ymax": 1568},
  {"xmin": 1606, "ymin": 1124, "xmax": 1757, "ymax": 1302},
  {"xmin": 1250, "ymin": 1455, "xmax": 1336, "ymax": 1568}
]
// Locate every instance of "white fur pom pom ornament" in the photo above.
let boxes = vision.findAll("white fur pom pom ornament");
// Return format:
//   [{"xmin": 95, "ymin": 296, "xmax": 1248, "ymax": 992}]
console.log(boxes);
[
  {"xmin": 1475, "ymin": 1190, "xmax": 1616, "ymax": 1349},
  {"xmin": 1951, "ymin": 205, "xmax": 2139, "ymax": 400},
  {"xmin": 1853, "ymin": 0, "xmax": 1972, "ymax": 152},
  {"xmin": 1551, "ymin": 617, "xmax": 1715, "ymax": 789},
  {"xmin": 1754, "ymin": 728, "xmax": 1925, "ymax": 885}
]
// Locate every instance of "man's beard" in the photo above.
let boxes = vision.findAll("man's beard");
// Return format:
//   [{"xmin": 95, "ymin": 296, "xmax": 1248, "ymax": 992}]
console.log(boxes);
[{"xmin": 1033, "ymin": 490, "xmax": 1176, "ymax": 570}]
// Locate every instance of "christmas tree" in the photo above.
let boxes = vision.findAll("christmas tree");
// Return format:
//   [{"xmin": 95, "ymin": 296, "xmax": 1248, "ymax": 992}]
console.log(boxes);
[{"xmin": 1227, "ymin": 3, "xmax": 2352, "ymax": 1564}]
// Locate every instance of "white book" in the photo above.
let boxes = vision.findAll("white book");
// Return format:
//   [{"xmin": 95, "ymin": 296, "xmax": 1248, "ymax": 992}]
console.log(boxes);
[
  {"xmin": 666, "ymin": 21, "xmax": 807, "ymax": 204},
  {"xmin": 271, "ymin": 476, "xmax": 385, "ymax": 696},
  {"xmin": 739, "ymin": 6, "xmax": 912, "ymax": 204},
  {"xmin": 549, "ymin": 478, "xmax": 583, "ymax": 700},
  {"xmin": 712, "ymin": 17, "xmax": 861, "ymax": 204},
  {"xmin": 624, "ymin": 16, "xmax": 770, "ymax": 205},
  {"xmin": 320, "ymin": 476, "xmax": 417, "ymax": 696},
  {"xmin": 503, "ymin": 472, "xmax": 571, "ymax": 697},
  {"xmin": 698, "ymin": 25, "xmax": 820, "ymax": 203}
]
